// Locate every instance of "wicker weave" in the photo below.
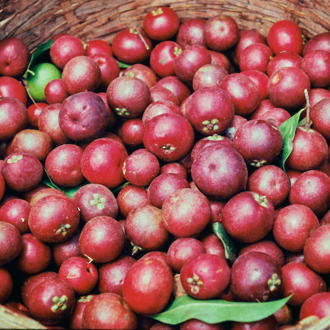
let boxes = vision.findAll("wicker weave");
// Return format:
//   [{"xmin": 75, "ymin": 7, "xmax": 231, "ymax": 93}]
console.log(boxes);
[{"xmin": 1, "ymin": 0, "xmax": 330, "ymax": 52}]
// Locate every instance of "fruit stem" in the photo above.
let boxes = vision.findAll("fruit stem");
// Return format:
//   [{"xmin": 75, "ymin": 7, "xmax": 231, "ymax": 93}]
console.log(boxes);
[{"xmin": 304, "ymin": 89, "xmax": 311, "ymax": 130}]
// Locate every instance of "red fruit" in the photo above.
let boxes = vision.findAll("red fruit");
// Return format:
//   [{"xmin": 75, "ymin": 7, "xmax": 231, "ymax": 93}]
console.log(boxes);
[
  {"xmin": 191, "ymin": 144, "xmax": 248, "ymax": 201},
  {"xmin": 150, "ymin": 41, "xmax": 183, "ymax": 77},
  {"xmin": 160, "ymin": 162, "xmax": 187, "ymax": 179},
  {"xmin": 181, "ymin": 319, "xmax": 225, "ymax": 330},
  {"xmin": 282, "ymin": 262, "xmax": 326, "ymax": 307},
  {"xmin": 122, "ymin": 257, "xmax": 173, "ymax": 315},
  {"xmin": 28, "ymin": 277, "xmax": 76, "ymax": 326},
  {"xmin": 174, "ymin": 45, "xmax": 211, "ymax": 83},
  {"xmin": 273, "ymin": 204, "xmax": 320, "ymax": 253},
  {"xmin": 122, "ymin": 149, "xmax": 160, "ymax": 187},
  {"xmin": 192, "ymin": 64, "xmax": 228, "ymax": 91},
  {"xmin": 125, "ymin": 205, "xmax": 170, "ymax": 254},
  {"xmin": 98, "ymin": 255, "xmax": 136, "ymax": 296},
  {"xmin": 0, "ymin": 267, "xmax": 13, "ymax": 304},
  {"xmin": 180, "ymin": 253, "xmax": 231, "ymax": 299},
  {"xmin": 225, "ymin": 115, "xmax": 247, "ymax": 140},
  {"xmin": 82, "ymin": 293, "xmax": 138, "ymax": 329},
  {"xmin": 201, "ymin": 233, "xmax": 226, "ymax": 260},
  {"xmin": 304, "ymin": 225, "xmax": 330, "ymax": 274},
  {"xmin": 267, "ymin": 20, "xmax": 303, "ymax": 55},
  {"xmin": 310, "ymin": 97, "xmax": 330, "ymax": 140},
  {"xmin": 176, "ymin": 18, "xmax": 206, "ymax": 49},
  {"xmin": 15, "ymin": 233, "xmax": 52, "ymax": 274},
  {"xmin": 50, "ymin": 35, "xmax": 86, "ymax": 70},
  {"xmin": 185, "ymin": 87, "xmax": 235, "ymax": 136},
  {"xmin": 87, "ymin": 39, "xmax": 113, "ymax": 57},
  {"xmin": 266, "ymin": 51, "xmax": 302, "ymax": 77},
  {"xmin": 231, "ymin": 315, "xmax": 278, "ymax": 330},
  {"xmin": 1, "ymin": 153, "xmax": 43, "ymax": 193},
  {"xmin": 72, "ymin": 183, "xmax": 118, "ymax": 223},
  {"xmin": 0, "ymin": 37, "xmax": 30, "ymax": 76},
  {"xmin": 112, "ymin": 27, "xmax": 152, "ymax": 64},
  {"xmin": 79, "ymin": 216, "xmax": 125, "ymax": 263},
  {"xmin": 121, "ymin": 63, "xmax": 157, "ymax": 89},
  {"xmin": 222, "ymin": 191, "xmax": 275, "ymax": 244},
  {"xmin": 150, "ymin": 86, "xmax": 180, "ymax": 105},
  {"xmin": 219, "ymin": 73, "xmax": 261, "ymax": 116},
  {"xmin": 209, "ymin": 50, "xmax": 231, "ymax": 72},
  {"xmin": 80, "ymin": 138, "xmax": 128, "ymax": 189},
  {"xmin": 233, "ymin": 119, "xmax": 283, "ymax": 167},
  {"xmin": 29, "ymin": 195, "xmax": 80, "ymax": 243},
  {"xmin": 143, "ymin": 113, "xmax": 195, "ymax": 163},
  {"xmin": 230, "ymin": 251, "xmax": 283, "ymax": 302},
  {"xmin": 59, "ymin": 256, "xmax": 98, "ymax": 295},
  {"xmin": 303, "ymin": 32, "xmax": 330, "ymax": 56},
  {"xmin": 240, "ymin": 70, "xmax": 269, "ymax": 101},
  {"xmin": 143, "ymin": 7, "xmax": 180, "ymax": 41},
  {"xmin": 0, "ymin": 198, "xmax": 31, "ymax": 234},
  {"xmin": 300, "ymin": 292, "xmax": 330, "ymax": 320},
  {"xmin": 116, "ymin": 184, "xmax": 151, "ymax": 218},
  {"xmin": 44, "ymin": 78, "xmax": 69, "ymax": 104},
  {"xmin": 257, "ymin": 107, "xmax": 291, "ymax": 127},
  {"xmin": 247, "ymin": 165, "xmax": 291, "ymax": 208},
  {"xmin": 166, "ymin": 237, "xmax": 205, "ymax": 273},
  {"xmin": 0, "ymin": 76, "xmax": 27, "ymax": 106},
  {"xmin": 289, "ymin": 170, "xmax": 330, "ymax": 217},
  {"xmin": 0, "ymin": 97, "xmax": 28, "ymax": 141},
  {"xmin": 27, "ymin": 102, "xmax": 48, "ymax": 128},
  {"xmin": 267, "ymin": 66, "xmax": 311, "ymax": 111},
  {"xmin": 204, "ymin": 15, "xmax": 240, "ymax": 52}
]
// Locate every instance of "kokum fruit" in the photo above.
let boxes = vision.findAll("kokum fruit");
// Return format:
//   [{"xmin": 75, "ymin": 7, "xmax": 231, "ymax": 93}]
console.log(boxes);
[
  {"xmin": 184, "ymin": 87, "xmax": 235, "ymax": 136},
  {"xmin": 222, "ymin": 191, "xmax": 275, "ymax": 244},
  {"xmin": 232, "ymin": 119, "xmax": 284, "ymax": 167},
  {"xmin": 191, "ymin": 144, "xmax": 248, "ymax": 201}
]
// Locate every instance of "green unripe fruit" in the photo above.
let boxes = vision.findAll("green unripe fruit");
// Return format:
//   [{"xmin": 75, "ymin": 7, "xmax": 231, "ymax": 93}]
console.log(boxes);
[{"xmin": 26, "ymin": 63, "xmax": 61, "ymax": 102}]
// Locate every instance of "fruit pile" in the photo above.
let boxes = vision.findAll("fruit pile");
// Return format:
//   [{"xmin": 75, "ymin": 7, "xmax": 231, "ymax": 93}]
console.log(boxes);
[{"xmin": 0, "ymin": 6, "xmax": 330, "ymax": 330}]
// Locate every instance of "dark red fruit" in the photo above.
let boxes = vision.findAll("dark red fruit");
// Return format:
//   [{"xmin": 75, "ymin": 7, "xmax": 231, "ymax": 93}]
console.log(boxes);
[
  {"xmin": 121, "ymin": 63, "xmax": 157, "ymax": 89},
  {"xmin": 201, "ymin": 234, "xmax": 226, "ymax": 260},
  {"xmin": 310, "ymin": 97, "xmax": 330, "ymax": 140},
  {"xmin": 241, "ymin": 70, "xmax": 269, "ymax": 101},
  {"xmin": 266, "ymin": 51, "xmax": 302, "ymax": 77},
  {"xmin": 44, "ymin": 78, "xmax": 69, "ymax": 104},
  {"xmin": 0, "ymin": 76, "xmax": 27, "ymax": 106},
  {"xmin": 230, "ymin": 251, "xmax": 283, "ymax": 302},
  {"xmin": 231, "ymin": 315, "xmax": 278, "ymax": 330},
  {"xmin": 27, "ymin": 102, "xmax": 48, "ymax": 128},
  {"xmin": 300, "ymin": 292, "xmax": 330, "ymax": 320},
  {"xmin": 176, "ymin": 18, "xmax": 206, "ymax": 49},
  {"xmin": 303, "ymin": 31, "xmax": 330, "ymax": 56},
  {"xmin": 160, "ymin": 162, "xmax": 187, "ymax": 179},
  {"xmin": 87, "ymin": 39, "xmax": 113, "ymax": 57},
  {"xmin": 180, "ymin": 253, "xmax": 231, "ymax": 299},
  {"xmin": 0, "ymin": 267, "xmax": 13, "ymax": 303},
  {"xmin": 192, "ymin": 64, "xmax": 228, "ymax": 91}
]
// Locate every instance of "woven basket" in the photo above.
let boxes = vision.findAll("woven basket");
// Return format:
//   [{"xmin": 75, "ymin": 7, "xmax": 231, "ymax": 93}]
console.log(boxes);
[{"xmin": 1, "ymin": 0, "xmax": 330, "ymax": 329}]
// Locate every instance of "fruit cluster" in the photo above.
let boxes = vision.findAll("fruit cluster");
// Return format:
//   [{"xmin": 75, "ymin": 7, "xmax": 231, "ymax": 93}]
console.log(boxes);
[{"xmin": 0, "ymin": 6, "xmax": 330, "ymax": 330}]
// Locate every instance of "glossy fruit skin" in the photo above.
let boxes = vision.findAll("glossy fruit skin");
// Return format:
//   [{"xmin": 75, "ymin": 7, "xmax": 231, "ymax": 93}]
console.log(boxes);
[
  {"xmin": 310, "ymin": 97, "xmax": 330, "ymax": 140},
  {"xmin": 204, "ymin": 15, "xmax": 240, "ymax": 52},
  {"xmin": 28, "ymin": 277, "xmax": 76, "ymax": 326},
  {"xmin": 160, "ymin": 162, "xmax": 187, "ymax": 179},
  {"xmin": 72, "ymin": 183, "xmax": 118, "ymax": 223},
  {"xmin": 181, "ymin": 319, "xmax": 225, "ymax": 330},
  {"xmin": 125, "ymin": 205, "xmax": 170, "ymax": 253},
  {"xmin": 181, "ymin": 253, "xmax": 230, "ymax": 300},
  {"xmin": 59, "ymin": 92, "xmax": 109, "ymax": 142},
  {"xmin": 59, "ymin": 257, "xmax": 98, "ymax": 295},
  {"xmin": 282, "ymin": 262, "xmax": 326, "ymax": 307},
  {"xmin": 299, "ymin": 292, "xmax": 330, "ymax": 320},
  {"xmin": 0, "ymin": 267, "xmax": 13, "ymax": 304},
  {"xmin": 192, "ymin": 64, "xmax": 229, "ymax": 91},
  {"xmin": 98, "ymin": 255, "xmax": 136, "ymax": 296},
  {"xmin": 79, "ymin": 216, "xmax": 125, "ymax": 263},
  {"xmin": 185, "ymin": 87, "xmax": 235, "ymax": 136},
  {"xmin": 247, "ymin": 165, "xmax": 290, "ymax": 208},
  {"xmin": 122, "ymin": 257, "xmax": 173, "ymax": 315},
  {"xmin": 231, "ymin": 315, "xmax": 278, "ymax": 330},
  {"xmin": 303, "ymin": 32, "xmax": 330, "ymax": 56},
  {"xmin": 267, "ymin": 20, "xmax": 303, "ymax": 55},
  {"xmin": 112, "ymin": 27, "xmax": 152, "ymax": 64},
  {"xmin": 162, "ymin": 188, "xmax": 211, "ymax": 237},
  {"xmin": 0, "ymin": 97, "xmax": 28, "ymax": 141},
  {"xmin": 0, "ymin": 37, "xmax": 30, "ymax": 76},
  {"xmin": 0, "ymin": 221, "xmax": 22, "ymax": 266},
  {"xmin": 87, "ymin": 39, "xmax": 113, "ymax": 57},
  {"xmin": 304, "ymin": 225, "xmax": 330, "ymax": 274},
  {"xmin": 273, "ymin": 204, "xmax": 319, "ymax": 253},
  {"xmin": 44, "ymin": 78, "xmax": 69, "ymax": 104},
  {"xmin": 267, "ymin": 66, "xmax": 311, "ymax": 111},
  {"xmin": 15, "ymin": 233, "xmax": 52, "ymax": 274},
  {"xmin": 201, "ymin": 234, "xmax": 226, "ymax": 260},
  {"xmin": 27, "ymin": 102, "xmax": 48, "ymax": 129},
  {"xmin": 82, "ymin": 293, "xmax": 138, "ymax": 330},
  {"xmin": 230, "ymin": 251, "xmax": 283, "ymax": 302},
  {"xmin": 222, "ymin": 191, "xmax": 275, "ymax": 244},
  {"xmin": 150, "ymin": 41, "xmax": 183, "ymax": 77},
  {"xmin": 29, "ymin": 195, "xmax": 80, "ymax": 243},
  {"xmin": 241, "ymin": 70, "xmax": 269, "ymax": 101},
  {"xmin": 143, "ymin": 113, "xmax": 195, "ymax": 163},
  {"xmin": 143, "ymin": 7, "xmax": 180, "ymax": 41},
  {"xmin": 191, "ymin": 144, "xmax": 248, "ymax": 201},
  {"xmin": 266, "ymin": 51, "xmax": 303, "ymax": 77},
  {"xmin": 0, "ymin": 76, "xmax": 27, "ymax": 106},
  {"xmin": 80, "ymin": 138, "xmax": 128, "ymax": 189},
  {"xmin": 233, "ymin": 119, "xmax": 283, "ymax": 167},
  {"xmin": 50, "ymin": 35, "xmax": 86, "ymax": 69},
  {"xmin": 176, "ymin": 18, "xmax": 207, "ymax": 49},
  {"xmin": 1, "ymin": 153, "xmax": 43, "ymax": 193}
]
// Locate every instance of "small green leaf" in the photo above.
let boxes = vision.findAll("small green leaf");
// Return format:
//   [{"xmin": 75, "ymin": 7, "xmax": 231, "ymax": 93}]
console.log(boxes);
[
  {"xmin": 150, "ymin": 295, "xmax": 292, "ymax": 325},
  {"xmin": 111, "ymin": 181, "xmax": 131, "ymax": 193},
  {"xmin": 117, "ymin": 60, "xmax": 131, "ymax": 69},
  {"xmin": 23, "ymin": 39, "xmax": 53, "ymax": 79},
  {"xmin": 278, "ymin": 108, "xmax": 306, "ymax": 172},
  {"xmin": 212, "ymin": 223, "xmax": 238, "ymax": 264}
]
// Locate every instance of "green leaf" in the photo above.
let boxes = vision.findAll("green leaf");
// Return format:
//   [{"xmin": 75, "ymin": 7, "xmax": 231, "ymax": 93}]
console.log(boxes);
[
  {"xmin": 111, "ymin": 181, "xmax": 131, "ymax": 193},
  {"xmin": 23, "ymin": 39, "xmax": 54, "ymax": 79},
  {"xmin": 150, "ymin": 295, "xmax": 292, "ymax": 325},
  {"xmin": 278, "ymin": 108, "xmax": 306, "ymax": 172},
  {"xmin": 212, "ymin": 223, "xmax": 238, "ymax": 264},
  {"xmin": 117, "ymin": 60, "xmax": 131, "ymax": 69}
]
